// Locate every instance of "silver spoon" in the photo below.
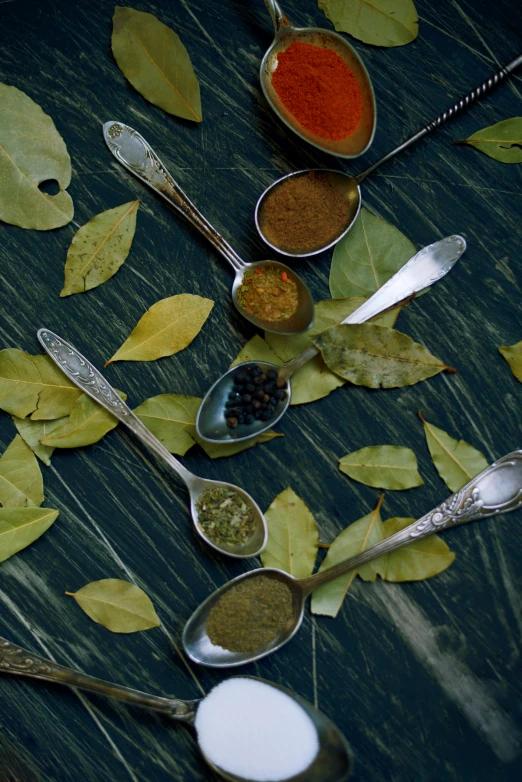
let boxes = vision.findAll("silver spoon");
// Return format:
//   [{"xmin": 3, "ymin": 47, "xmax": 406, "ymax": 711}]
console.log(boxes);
[
  {"xmin": 102, "ymin": 121, "xmax": 315, "ymax": 336},
  {"xmin": 37, "ymin": 329, "xmax": 267, "ymax": 560},
  {"xmin": 196, "ymin": 234, "xmax": 466, "ymax": 444},
  {"xmin": 257, "ymin": 48, "xmax": 522, "ymax": 257},
  {"xmin": 0, "ymin": 638, "xmax": 352, "ymax": 782},
  {"xmin": 260, "ymin": 0, "xmax": 376, "ymax": 159},
  {"xmin": 183, "ymin": 449, "xmax": 522, "ymax": 668}
]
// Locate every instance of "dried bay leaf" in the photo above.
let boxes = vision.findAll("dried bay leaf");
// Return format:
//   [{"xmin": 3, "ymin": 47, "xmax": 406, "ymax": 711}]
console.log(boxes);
[
  {"xmin": 194, "ymin": 429, "xmax": 283, "ymax": 459},
  {"xmin": 0, "ymin": 507, "xmax": 59, "ymax": 563},
  {"xmin": 311, "ymin": 496, "xmax": 384, "ymax": 617},
  {"xmin": 315, "ymin": 323, "xmax": 453, "ymax": 388},
  {"xmin": 66, "ymin": 578, "xmax": 160, "ymax": 633},
  {"xmin": 260, "ymin": 487, "xmax": 318, "ymax": 578},
  {"xmin": 455, "ymin": 118, "xmax": 522, "ymax": 164},
  {"xmin": 12, "ymin": 416, "xmax": 66, "ymax": 465},
  {"xmin": 0, "ymin": 435, "xmax": 44, "ymax": 508},
  {"xmin": 107, "ymin": 294, "xmax": 214, "ymax": 364},
  {"xmin": 329, "ymin": 208, "xmax": 416, "ymax": 299},
  {"xmin": 134, "ymin": 394, "xmax": 201, "ymax": 456},
  {"xmin": 0, "ymin": 349, "xmax": 81, "ymax": 420},
  {"xmin": 230, "ymin": 335, "xmax": 283, "ymax": 369},
  {"xmin": 318, "ymin": 0, "xmax": 418, "ymax": 47},
  {"xmin": 419, "ymin": 413, "xmax": 488, "ymax": 493},
  {"xmin": 339, "ymin": 445, "xmax": 423, "ymax": 490},
  {"xmin": 42, "ymin": 391, "xmax": 126, "ymax": 449},
  {"xmin": 61, "ymin": 201, "xmax": 139, "ymax": 297},
  {"xmin": 499, "ymin": 340, "xmax": 522, "ymax": 382},
  {"xmin": 0, "ymin": 83, "xmax": 73, "ymax": 230},
  {"xmin": 112, "ymin": 7, "xmax": 202, "ymax": 122}
]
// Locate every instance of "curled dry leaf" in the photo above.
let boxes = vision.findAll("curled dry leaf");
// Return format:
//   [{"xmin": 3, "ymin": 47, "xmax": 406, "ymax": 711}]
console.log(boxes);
[
  {"xmin": 315, "ymin": 323, "xmax": 453, "ymax": 388},
  {"xmin": 318, "ymin": 0, "xmax": 418, "ymax": 47},
  {"xmin": 12, "ymin": 416, "xmax": 67, "ymax": 466},
  {"xmin": 0, "ymin": 349, "xmax": 81, "ymax": 420},
  {"xmin": 339, "ymin": 445, "xmax": 423, "ymax": 490},
  {"xmin": 329, "ymin": 208, "xmax": 416, "ymax": 299},
  {"xmin": 0, "ymin": 435, "xmax": 44, "ymax": 508},
  {"xmin": 499, "ymin": 340, "xmax": 522, "ymax": 382},
  {"xmin": 66, "ymin": 578, "xmax": 160, "ymax": 633},
  {"xmin": 419, "ymin": 412, "xmax": 488, "ymax": 493},
  {"xmin": 0, "ymin": 507, "xmax": 59, "ymax": 563},
  {"xmin": 261, "ymin": 487, "xmax": 318, "ymax": 579},
  {"xmin": 112, "ymin": 7, "xmax": 202, "ymax": 122},
  {"xmin": 455, "ymin": 118, "xmax": 522, "ymax": 164},
  {"xmin": 107, "ymin": 294, "xmax": 214, "ymax": 364},
  {"xmin": 0, "ymin": 83, "xmax": 73, "ymax": 230},
  {"xmin": 61, "ymin": 201, "xmax": 139, "ymax": 297},
  {"xmin": 41, "ymin": 391, "xmax": 126, "ymax": 449}
]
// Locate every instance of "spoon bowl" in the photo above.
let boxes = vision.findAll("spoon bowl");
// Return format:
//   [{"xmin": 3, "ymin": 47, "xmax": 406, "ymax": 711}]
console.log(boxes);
[{"xmin": 260, "ymin": 1, "xmax": 376, "ymax": 158}]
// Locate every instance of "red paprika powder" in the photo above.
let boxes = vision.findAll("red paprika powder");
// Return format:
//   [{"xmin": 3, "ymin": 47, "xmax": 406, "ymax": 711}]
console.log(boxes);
[{"xmin": 271, "ymin": 41, "xmax": 363, "ymax": 141}]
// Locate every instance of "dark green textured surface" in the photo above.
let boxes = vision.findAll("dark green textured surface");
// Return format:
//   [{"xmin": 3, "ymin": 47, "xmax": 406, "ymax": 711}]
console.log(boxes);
[{"xmin": 1, "ymin": 1, "xmax": 521, "ymax": 780}]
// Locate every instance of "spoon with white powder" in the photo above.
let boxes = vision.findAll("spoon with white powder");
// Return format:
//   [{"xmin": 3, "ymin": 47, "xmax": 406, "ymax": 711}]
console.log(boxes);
[{"xmin": 0, "ymin": 636, "xmax": 352, "ymax": 782}]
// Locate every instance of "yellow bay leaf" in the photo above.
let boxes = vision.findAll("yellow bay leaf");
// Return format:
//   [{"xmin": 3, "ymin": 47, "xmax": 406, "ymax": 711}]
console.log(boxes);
[{"xmin": 66, "ymin": 579, "xmax": 160, "ymax": 633}]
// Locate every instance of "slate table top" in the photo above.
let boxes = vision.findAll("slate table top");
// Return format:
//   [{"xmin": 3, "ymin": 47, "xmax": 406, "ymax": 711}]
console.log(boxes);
[{"xmin": 1, "ymin": 1, "xmax": 521, "ymax": 780}]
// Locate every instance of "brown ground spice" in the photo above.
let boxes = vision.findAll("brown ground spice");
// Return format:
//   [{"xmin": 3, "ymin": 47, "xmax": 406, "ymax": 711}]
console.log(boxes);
[
  {"xmin": 259, "ymin": 171, "xmax": 351, "ymax": 254},
  {"xmin": 206, "ymin": 575, "xmax": 293, "ymax": 653},
  {"xmin": 237, "ymin": 265, "xmax": 299, "ymax": 322}
]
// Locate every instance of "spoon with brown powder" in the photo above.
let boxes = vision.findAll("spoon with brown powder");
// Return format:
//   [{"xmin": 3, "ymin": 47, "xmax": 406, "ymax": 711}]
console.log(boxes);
[{"xmin": 183, "ymin": 451, "xmax": 522, "ymax": 667}]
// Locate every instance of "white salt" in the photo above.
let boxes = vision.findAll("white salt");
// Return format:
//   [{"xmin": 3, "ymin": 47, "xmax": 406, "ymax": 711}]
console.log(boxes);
[{"xmin": 195, "ymin": 677, "xmax": 319, "ymax": 781}]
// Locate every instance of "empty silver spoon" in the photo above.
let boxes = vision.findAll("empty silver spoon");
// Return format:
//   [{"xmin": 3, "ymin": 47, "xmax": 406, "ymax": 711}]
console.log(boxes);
[
  {"xmin": 183, "ymin": 449, "xmax": 522, "ymax": 668},
  {"xmin": 260, "ymin": 0, "xmax": 376, "ymax": 158},
  {"xmin": 37, "ymin": 329, "xmax": 267, "ymax": 559},
  {"xmin": 196, "ymin": 234, "xmax": 466, "ymax": 443},
  {"xmin": 103, "ymin": 121, "xmax": 314, "ymax": 336},
  {"xmin": 0, "ymin": 637, "xmax": 352, "ymax": 782},
  {"xmin": 257, "ymin": 50, "xmax": 522, "ymax": 256}
]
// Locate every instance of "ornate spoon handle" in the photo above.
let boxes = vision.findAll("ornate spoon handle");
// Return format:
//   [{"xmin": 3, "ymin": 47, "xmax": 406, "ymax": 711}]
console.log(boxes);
[
  {"xmin": 356, "ymin": 52, "xmax": 522, "ymax": 184},
  {"xmin": 103, "ymin": 121, "xmax": 245, "ymax": 272},
  {"xmin": 0, "ymin": 637, "xmax": 197, "ymax": 721},
  {"xmin": 301, "ymin": 451, "xmax": 522, "ymax": 594}
]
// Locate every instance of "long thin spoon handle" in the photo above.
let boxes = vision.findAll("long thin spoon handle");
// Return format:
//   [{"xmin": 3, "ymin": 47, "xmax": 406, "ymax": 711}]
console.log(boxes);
[
  {"xmin": 37, "ymin": 329, "xmax": 195, "ymax": 485},
  {"xmin": 300, "ymin": 450, "xmax": 522, "ymax": 594},
  {"xmin": 0, "ymin": 637, "xmax": 196, "ymax": 720},
  {"xmin": 103, "ymin": 121, "xmax": 246, "ymax": 272},
  {"xmin": 355, "ymin": 53, "xmax": 522, "ymax": 184},
  {"xmin": 280, "ymin": 234, "xmax": 465, "ymax": 378}
]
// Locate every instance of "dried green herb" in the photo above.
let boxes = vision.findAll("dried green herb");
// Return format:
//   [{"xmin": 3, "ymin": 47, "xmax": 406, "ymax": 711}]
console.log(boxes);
[
  {"xmin": 419, "ymin": 412, "xmax": 488, "ymax": 493},
  {"xmin": 206, "ymin": 576, "xmax": 293, "ymax": 653},
  {"xmin": 196, "ymin": 487, "xmax": 256, "ymax": 547},
  {"xmin": 261, "ymin": 487, "xmax": 318, "ymax": 578},
  {"xmin": 455, "ymin": 118, "xmax": 522, "ymax": 163},
  {"xmin": 339, "ymin": 445, "xmax": 423, "ymax": 490},
  {"xmin": 65, "ymin": 578, "xmax": 160, "ymax": 633},
  {"xmin": 0, "ymin": 507, "xmax": 59, "ymax": 563},
  {"xmin": 318, "ymin": 0, "xmax": 418, "ymax": 48},
  {"xmin": 0, "ymin": 435, "xmax": 44, "ymax": 508}
]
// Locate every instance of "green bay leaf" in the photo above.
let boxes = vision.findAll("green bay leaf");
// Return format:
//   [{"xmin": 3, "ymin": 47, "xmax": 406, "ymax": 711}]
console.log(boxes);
[
  {"xmin": 311, "ymin": 497, "xmax": 384, "ymax": 617},
  {"xmin": 193, "ymin": 429, "xmax": 283, "ymax": 459},
  {"xmin": 499, "ymin": 340, "xmax": 522, "ymax": 382},
  {"xmin": 12, "ymin": 415, "xmax": 67, "ymax": 465},
  {"xmin": 107, "ymin": 294, "xmax": 214, "ymax": 363},
  {"xmin": 66, "ymin": 578, "xmax": 160, "ymax": 633},
  {"xmin": 261, "ymin": 487, "xmax": 318, "ymax": 578},
  {"xmin": 318, "ymin": 0, "xmax": 418, "ymax": 47},
  {"xmin": 0, "ymin": 83, "xmax": 73, "ymax": 230},
  {"xmin": 315, "ymin": 323, "xmax": 452, "ymax": 388},
  {"xmin": 339, "ymin": 445, "xmax": 423, "ymax": 490},
  {"xmin": 61, "ymin": 201, "xmax": 139, "ymax": 297},
  {"xmin": 0, "ymin": 435, "xmax": 44, "ymax": 508},
  {"xmin": 420, "ymin": 414, "xmax": 488, "ymax": 493},
  {"xmin": 0, "ymin": 349, "xmax": 81, "ymax": 420},
  {"xmin": 112, "ymin": 7, "xmax": 202, "ymax": 122},
  {"xmin": 41, "ymin": 391, "xmax": 126, "ymax": 449},
  {"xmin": 329, "ymin": 208, "xmax": 416, "ymax": 299},
  {"xmin": 230, "ymin": 335, "xmax": 283, "ymax": 368},
  {"xmin": 134, "ymin": 394, "xmax": 201, "ymax": 456},
  {"xmin": 455, "ymin": 118, "xmax": 522, "ymax": 163},
  {"xmin": 0, "ymin": 507, "xmax": 59, "ymax": 563}
]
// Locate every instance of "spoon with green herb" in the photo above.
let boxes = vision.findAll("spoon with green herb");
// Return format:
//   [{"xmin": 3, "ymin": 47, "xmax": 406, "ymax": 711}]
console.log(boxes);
[
  {"xmin": 183, "ymin": 450, "xmax": 522, "ymax": 667},
  {"xmin": 37, "ymin": 329, "xmax": 267, "ymax": 559},
  {"xmin": 196, "ymin": 234, "xmax": 466, "ymax": 444}
]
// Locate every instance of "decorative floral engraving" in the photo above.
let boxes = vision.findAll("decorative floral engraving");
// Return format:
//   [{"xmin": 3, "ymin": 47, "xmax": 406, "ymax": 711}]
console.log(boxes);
[
  {"xmin": 107, "ymin": 123, "xmax": 123, "ymax": 139},
  {"xmin": 0, "ymin": 639, "xmax": 53, "ymax": 676}
]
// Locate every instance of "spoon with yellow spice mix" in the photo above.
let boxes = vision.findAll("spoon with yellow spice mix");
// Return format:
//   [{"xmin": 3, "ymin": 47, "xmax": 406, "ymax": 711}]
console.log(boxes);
[{"xmin": 103, "ymin": 121, "xmax": 314, "ymax": 336}]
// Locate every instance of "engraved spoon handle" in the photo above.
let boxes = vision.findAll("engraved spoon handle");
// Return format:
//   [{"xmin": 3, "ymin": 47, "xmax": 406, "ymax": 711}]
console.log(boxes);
[
  {"xmin": 264, "ymin": 0, "xmax": 293, "ymax": 32},
  {"xmin": 0, "ymin": 636, "xmax": 197, "ymax": 721},
  {"xmin": 300, "ymin": 451, "xmax": 522, "ymax": 594},
  {"xmin": 356, "ymin": 53, "xmax": 522, "ymax": 184},
  {"xmin": 37, "ymin": 329, "xmax": 195, "ymax": 486},
  {"xmin": 280, "ymin": 235, "xmax": 465, "ymax": 379},
  {"xmin": 103, "ymin": 121, "xmax": 246, "ymax": 272}
]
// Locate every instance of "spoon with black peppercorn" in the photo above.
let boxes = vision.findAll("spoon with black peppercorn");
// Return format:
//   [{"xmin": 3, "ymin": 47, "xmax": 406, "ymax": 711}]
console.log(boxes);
[
  {"xmin": 103, "ymin": 121, "xmax": 315, "ymax": 336},
  {"xmin": 37, "ymin": 329, "xmax": 267, "ymax": 560},
  {"xmin": 196, "ymin": 234, "xmax": 466, "ymax": 444},
  {"xmin": 183, "ymin": 450, "xmax": 522, "ymax": 667}
]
